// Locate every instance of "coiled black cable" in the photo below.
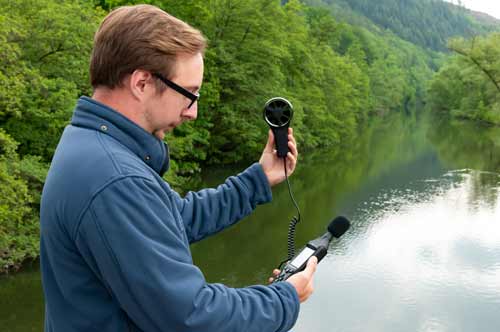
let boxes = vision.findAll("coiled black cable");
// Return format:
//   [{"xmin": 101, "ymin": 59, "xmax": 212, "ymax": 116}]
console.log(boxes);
[{"xmin": 278, "ymin": 157, "xmax": 301, "ymax": 269}]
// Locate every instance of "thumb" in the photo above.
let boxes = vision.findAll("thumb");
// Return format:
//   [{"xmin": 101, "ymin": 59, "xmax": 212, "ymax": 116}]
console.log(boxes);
[
  {"xmin": 303, "ymin": 256, "xmax": 318, "ymax": 279},
  {"xmin": 264, "ymin": 129, "xmax": 275, "ymax": 152}
]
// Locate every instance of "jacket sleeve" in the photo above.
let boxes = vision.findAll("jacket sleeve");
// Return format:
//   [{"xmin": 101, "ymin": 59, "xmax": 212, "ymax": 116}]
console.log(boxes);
[
  {"xmin": 75, "ymin": 176, "xmax": 299, "ymax": 332},
  {"xmin": 171, "ymin": 163, "xmax": 273, "ymax": 243}
]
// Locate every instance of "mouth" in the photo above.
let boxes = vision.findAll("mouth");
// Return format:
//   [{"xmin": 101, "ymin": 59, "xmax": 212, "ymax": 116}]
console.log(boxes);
[
  {"xmin": 168, "ymin": 122, "xmax": 183, "ymax": 131},
  {"xmin": 154, "ymin": 122, "xmax": 183, "ymax": 140}
]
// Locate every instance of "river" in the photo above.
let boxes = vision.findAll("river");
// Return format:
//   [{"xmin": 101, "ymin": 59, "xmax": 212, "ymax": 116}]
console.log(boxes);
[{"xmin": 1, "ymin": 113, "xmax": 500, "ymax": 331}]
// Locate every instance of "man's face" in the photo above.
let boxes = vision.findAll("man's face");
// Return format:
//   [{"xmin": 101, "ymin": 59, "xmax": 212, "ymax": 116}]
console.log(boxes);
[{"xmin": 145, "ymin": 52, "xmax": 204, "ymax": 140}]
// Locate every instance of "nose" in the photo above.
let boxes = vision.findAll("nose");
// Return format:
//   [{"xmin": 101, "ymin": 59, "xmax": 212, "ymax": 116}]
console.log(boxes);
[{"xmin": 183, "ymin": 102, "xmax": 198, "ymax": 121}]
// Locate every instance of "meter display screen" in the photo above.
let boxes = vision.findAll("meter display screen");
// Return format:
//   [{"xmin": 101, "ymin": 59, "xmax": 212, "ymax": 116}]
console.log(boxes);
[{"xmin": 290, "ymin": 247, "xmax": 315, "ymax": 269}]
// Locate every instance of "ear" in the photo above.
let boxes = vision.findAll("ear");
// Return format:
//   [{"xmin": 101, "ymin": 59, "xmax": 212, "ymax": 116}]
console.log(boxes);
[{"xmin": 129, "ymin": 70, "xmax": 153, "ymax": 101}]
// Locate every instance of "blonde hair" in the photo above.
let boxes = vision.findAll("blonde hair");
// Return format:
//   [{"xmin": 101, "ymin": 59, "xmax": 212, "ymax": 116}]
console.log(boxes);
[{"xmin": 90, "ymin": 4, "xmax": 206, "ymax": 89}]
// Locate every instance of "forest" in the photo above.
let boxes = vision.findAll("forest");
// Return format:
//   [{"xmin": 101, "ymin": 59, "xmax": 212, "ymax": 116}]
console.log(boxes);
[
  {"xmin": 307, "ymin": 0, "xmax": 499, "ymax": 51},
  {"xmin": 0, "ymin": 0, "xmax": 498, "ymax": 272},
  {"xmin": 306, "ymin": 0, "xmax": 500, "ymax": 124}
]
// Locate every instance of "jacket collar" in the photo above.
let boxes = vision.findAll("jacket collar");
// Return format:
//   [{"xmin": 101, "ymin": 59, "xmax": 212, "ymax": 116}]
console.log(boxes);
[{"xmin": 71, "ymin": 96, "xmax": 170, "ymax": 176}]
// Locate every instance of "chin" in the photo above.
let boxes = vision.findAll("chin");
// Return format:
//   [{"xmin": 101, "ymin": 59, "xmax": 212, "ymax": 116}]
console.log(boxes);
[
  {"xmin": 168, "ymin": 123, "xmax": 181, "ymax": 131},
  {"xmin": 153, "ymin": 130, "xmax": 166, "ymax": 140}
]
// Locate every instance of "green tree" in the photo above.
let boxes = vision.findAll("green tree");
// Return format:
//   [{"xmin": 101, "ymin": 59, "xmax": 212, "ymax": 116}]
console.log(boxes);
[
  {"xmin": 428, "ymin": 33, "xmax": 500, "ymax": 124},
  {"xmin": 0, "ymin": 0, "xmax": 103, "ymax": 160},
  {"xmin": 0, "ymin": 130, "xmax": 39, "ymax": 272}
]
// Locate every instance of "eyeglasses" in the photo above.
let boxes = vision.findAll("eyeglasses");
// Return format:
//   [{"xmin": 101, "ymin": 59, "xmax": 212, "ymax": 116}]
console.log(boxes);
[{"xmin": 153, "ymin": 73, "xmax": 199, "ymax": 109}]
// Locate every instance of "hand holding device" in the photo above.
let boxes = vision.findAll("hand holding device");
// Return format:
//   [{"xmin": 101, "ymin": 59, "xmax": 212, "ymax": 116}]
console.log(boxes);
[
  {"xmin": 286, "ymin": 256, "xmax": 317, "ymax": 303},
  {"xmin": 273, "ymin": 216, "xmax": 351, "ymax": 283},
  {"xmin": 258, "ymin": 128, "xmax": 298, "ymax": 186}
]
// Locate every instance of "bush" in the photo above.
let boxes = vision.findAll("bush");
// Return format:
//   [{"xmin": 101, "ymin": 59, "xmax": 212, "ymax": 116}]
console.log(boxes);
[{"xmin": 0, "ymin": 129, "xmax": 40, "ymax": 273}]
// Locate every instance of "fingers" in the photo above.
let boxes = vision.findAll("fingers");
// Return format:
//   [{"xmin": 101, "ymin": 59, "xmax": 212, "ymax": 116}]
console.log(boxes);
[
  {"xmin": 288, "ymin": 129, "xmax": 297, "ymax": 154},
  {"xmin": 287, "ymin": 128, "xmax": 298, "ymax": 159},
  {"xmin": 298, "ymin": 257, "xmax": 317, "ymax": 301},
  {"xmin": 288, "ymin": 127, "xmax": 296, "ymax": 146},
  {"xmin": 265, "ymin": 128, "xmax": 295, "ymax": 157},
  {"xmin": 286, "ymin": 256, "xmax": 317, "ymax": 302},
  {"xmin": 286, "ymin": 152, "xmax": 297, "ymax": 172},
  {"xmin": 268, "ymin": 269, "xmax": 281, "ymax": 284},
  {"xmin": 288, "ymin": 142, "xmax": 298, "ymax": 159},
  {"xmin": 286, "ymin": 127, "xmax": 298, "ymax": 172}
]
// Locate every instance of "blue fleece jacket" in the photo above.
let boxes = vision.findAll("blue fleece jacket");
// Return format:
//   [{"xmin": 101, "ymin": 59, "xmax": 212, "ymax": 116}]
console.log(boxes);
[{"xmin": 40, "ymin": 96, "xmax": 300, "ymax": 332}]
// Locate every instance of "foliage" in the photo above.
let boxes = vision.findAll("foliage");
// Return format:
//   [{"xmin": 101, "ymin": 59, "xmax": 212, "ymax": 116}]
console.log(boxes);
[
  {"xmin": 307, "ymin": 0, "xmax": 500, "ymax": 52},
  {"xmin": 0, "ymin": 0, "xmax": 90, "ymax": 272},
  {"xmin": 427, "ymin": 33, "xmax": 500, "ymax": 124},
  {"xmin": 0, "ymin": 0, "xmax": 484, "ymax": 272},
  {"xmin": 304, "ymin": 2, "xmax": 438, "ymax": 115},
  {"xmin": 0, "ymin": 130, "xmax": 41, "ymax": 273},
  {"xmin": 0, "ymin": 0, "xmax": 104, "ymax": 160}
]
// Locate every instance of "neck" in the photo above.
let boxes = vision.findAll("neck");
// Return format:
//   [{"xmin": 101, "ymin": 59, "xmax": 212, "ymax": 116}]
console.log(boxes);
[{"xmin": 92, "ymin": 87, "xmax": 150, "ymax": 132}]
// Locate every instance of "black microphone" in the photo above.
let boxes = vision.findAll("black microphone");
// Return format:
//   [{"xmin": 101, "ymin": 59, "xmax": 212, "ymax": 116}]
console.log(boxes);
[{"xmin": 273, "ymin": 216, "xmax": 350, "ymax": 282}]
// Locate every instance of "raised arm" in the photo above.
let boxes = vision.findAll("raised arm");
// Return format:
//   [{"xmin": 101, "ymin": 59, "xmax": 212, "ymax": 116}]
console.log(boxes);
[
  {"xmin": 75, "ymin": 176, "xmax": 300, "ymax": 332},
  {"xmin": 174, "ymin": 128, "xmax": 298, "ymax": 243}
]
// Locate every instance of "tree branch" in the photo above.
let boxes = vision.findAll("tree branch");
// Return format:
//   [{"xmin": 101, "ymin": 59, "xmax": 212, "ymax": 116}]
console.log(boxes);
[
  {"xmin": 450, "ymin": 42, "xmax": 500, "ymax": 93},
  {"xmin": 38, "ymin": 43, "xmax": 66, "ymax": 62}
]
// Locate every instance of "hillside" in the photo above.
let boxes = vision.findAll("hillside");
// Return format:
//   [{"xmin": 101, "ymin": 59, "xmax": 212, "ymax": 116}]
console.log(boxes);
[
  {"xmin": 468, "ymin": 9, "xmax": 500, "ymax": 27},
  {"xmin": 303, "ymin": 0, "xmax": 500, "ymax": 51}
]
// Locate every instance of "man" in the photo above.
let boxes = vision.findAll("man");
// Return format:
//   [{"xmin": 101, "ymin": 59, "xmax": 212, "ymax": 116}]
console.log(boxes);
[{"xmin": 40, "ymin": 4, "xmax": 317, "ymax": 332}]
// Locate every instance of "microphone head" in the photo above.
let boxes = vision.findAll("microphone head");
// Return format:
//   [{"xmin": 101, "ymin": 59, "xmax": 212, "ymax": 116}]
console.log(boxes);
[{"xmin": 328, "ymin": 216, "xmax": 350, "ymax": 238}]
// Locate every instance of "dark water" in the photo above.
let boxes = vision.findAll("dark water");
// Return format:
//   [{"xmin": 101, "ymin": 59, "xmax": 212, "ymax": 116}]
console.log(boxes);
[
  {"xmin": 0, "ymin": 261, "xmax": 43, "ymax": 332},
  {"xmin": 2, "ymin": 113, "xmax": 500, "ymax": 331}
]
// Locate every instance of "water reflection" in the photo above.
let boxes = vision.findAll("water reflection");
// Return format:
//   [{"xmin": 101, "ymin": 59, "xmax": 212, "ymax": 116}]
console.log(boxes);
[
  {"xmin": 428, "ymin": 117, "xmax": 500, "ymax": 172},
  {"xmin": 0, "ymin": 261, "xmax": 43, "ymax": 332},
  {"xmin": 297, "ymin": 169, "xmax": 500, "ymax": 332}
]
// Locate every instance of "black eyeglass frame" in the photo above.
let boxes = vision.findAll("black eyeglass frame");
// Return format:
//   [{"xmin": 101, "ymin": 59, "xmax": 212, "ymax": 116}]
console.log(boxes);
[{"xmin": 153, "ymin": 73, "xmax": 199, "ymax": 109}]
